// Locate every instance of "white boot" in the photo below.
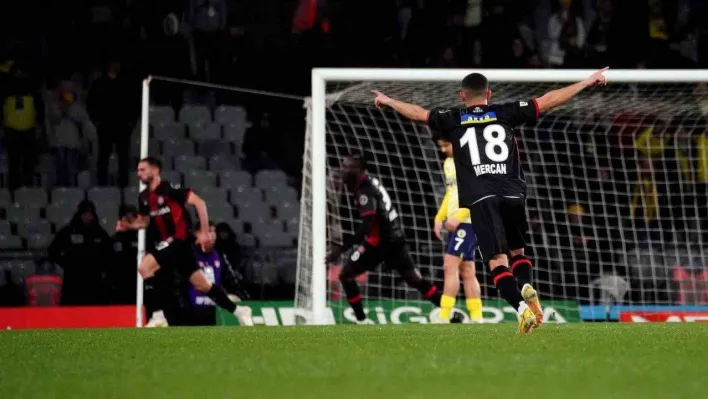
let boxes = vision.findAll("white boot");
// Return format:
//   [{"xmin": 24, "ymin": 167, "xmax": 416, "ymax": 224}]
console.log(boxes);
[
  {"xmin": 234, "ymin": 305, "xmax": 254, "ymax": 327},
  {"xmin": 146, "ymin": 310, "xmax": 169, "ymax": 328}
]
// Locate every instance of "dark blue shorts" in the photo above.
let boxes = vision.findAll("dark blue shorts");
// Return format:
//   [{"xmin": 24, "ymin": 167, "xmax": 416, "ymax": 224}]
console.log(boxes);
[{"xmin": 445, "ymin": 223, "xmax": 477, "ymax": 261}]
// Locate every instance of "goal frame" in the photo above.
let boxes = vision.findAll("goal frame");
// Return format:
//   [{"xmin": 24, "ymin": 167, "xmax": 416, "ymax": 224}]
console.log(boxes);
[{"xmin": 306, "ymin": 68, "xmax": 708, "ymax": 325}]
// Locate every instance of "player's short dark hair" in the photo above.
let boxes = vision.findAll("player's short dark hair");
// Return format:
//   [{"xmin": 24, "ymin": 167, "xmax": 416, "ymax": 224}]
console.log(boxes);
[
  {"xmin": 139, "ymin": 156, "xmax": 162, "ymax": 170},
  {"xmin": 344, "ymin": 153, "xmax": 367, "ymax": 171},
  {"xmin": 432, "ymin": 130, "xmax": 452, "ymax": 143},
  {"xmin": 461, "ymin": 73, "xmax": 489, "ymax": 96}
]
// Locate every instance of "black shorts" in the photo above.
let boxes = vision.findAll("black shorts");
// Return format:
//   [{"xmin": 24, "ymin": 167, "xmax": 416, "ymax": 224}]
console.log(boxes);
[
  {"xmin": 149, "ymin": 238, "xmax": 200, "ymax": 277},
  {"xmin": 469, "ymin": 196, "xmax": 527, "ymax": 263},
  {"xmin": 342, "ymin": 240, "xmax": 416, "ymax": 277}
]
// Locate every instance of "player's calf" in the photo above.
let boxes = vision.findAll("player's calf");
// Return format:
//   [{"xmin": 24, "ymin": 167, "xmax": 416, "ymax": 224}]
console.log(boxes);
[
  {"xmin": 489, "ymin": 254, "xmax": 529, "ymax": 316},
  {"xmin": 339, "ymin": 269, "xmax": 367, "ymax": 322},
  {"xmin": 509, "ymin": 251, "xmax": 533, "ymax": 288},
  {"xmin": 189, "ymin": 270, "xmax": 254, "ymax": 326},
  {"xmin": 459, "ymin": 262, "xmax": 483, "ymax": 322},
  {"xmin": 139, "ymin": 254, "xmax": 160, "ymax": 279},
  {"xmin": 439, "ymin": 254, "xmax": 461, "ymax": 321}
]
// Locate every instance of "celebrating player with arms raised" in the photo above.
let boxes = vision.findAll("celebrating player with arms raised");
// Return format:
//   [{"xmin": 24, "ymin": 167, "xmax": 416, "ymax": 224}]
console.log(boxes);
[
  {"xmin": 373, "ymin": 68, "xmax": 608, "ymax": 333},
  {"xmin": 432, "ymin": 135, "xmax": 483, "ymax": 324}
]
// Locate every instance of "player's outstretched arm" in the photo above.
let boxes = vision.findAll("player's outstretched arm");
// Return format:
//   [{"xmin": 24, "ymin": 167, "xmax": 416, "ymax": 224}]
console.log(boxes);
[
  {"xmin": 372, "ymin": 90, "xmax": 430, "ymax": 123},
  {"xmin": 534, "ymin": 67, "xmax": 608, "ymax": 114},
  {"xmin": 116, "ymin": 215, "xmax": 149, "ymax": 232},
  {"xmin": 187, "ymin": 191, "xmax": 214, "ymax": 251}
]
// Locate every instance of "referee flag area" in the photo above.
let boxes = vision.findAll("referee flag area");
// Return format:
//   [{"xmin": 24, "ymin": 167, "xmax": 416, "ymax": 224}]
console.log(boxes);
[{"xmin": 1, "ymin": 324, "xmax": 706, "ymax": 399}]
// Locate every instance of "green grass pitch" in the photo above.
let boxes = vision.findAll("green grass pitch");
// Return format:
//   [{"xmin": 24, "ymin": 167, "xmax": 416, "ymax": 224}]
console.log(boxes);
[{"xmin": 1, "ymin": 323, "xmax": 706, "ymax": 398}]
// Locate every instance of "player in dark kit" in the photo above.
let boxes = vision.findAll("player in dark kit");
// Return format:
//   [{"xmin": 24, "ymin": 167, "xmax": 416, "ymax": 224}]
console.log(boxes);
[
  {"xmin": 116, "ymin": 157, "xmax": 253, "ymax": 327},
  {"xmin": 373, "ymin": 67, "xmax": 609, "ymax": 333},
  {"xmin": 326, "ymin": 154, "xmax": 442, "ymax": 324}
]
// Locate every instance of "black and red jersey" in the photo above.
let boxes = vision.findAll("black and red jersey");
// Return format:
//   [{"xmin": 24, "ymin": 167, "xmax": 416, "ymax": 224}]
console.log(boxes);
[
  {"xmin": 139, "ymin": 181, "xmax": 192, "ymax": 244},
  {"xmin": 428, "ymin": 100, "xmax": 539, "ymax": 206},
  {"xmin": 353, "ymin": 175, "xmax": 406, "ymax": 246}
]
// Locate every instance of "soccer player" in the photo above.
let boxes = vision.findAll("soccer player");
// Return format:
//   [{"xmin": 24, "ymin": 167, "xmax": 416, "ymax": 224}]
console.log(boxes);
[
  {"xmin": 372, "ymin": 67, "xmax": 608, "ymax": 333},
  {"xmin": 326, "ymin": 154, "xmax": 442, "ymax": 324},
  {"xmin": 432, "ymin": 135, "xmax": 483, "ymax": 324},
  {"xmin": 116, "ymin": 157, "xmax": 253, "ymax": 327}
]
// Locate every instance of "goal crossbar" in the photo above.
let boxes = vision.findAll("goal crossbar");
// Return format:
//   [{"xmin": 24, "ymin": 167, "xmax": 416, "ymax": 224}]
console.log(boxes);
[{"xmin": 307, "ymin": 68, "xmax": 708, "ymax": 325}]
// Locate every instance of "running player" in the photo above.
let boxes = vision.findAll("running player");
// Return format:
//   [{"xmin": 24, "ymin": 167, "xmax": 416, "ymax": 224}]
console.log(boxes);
[
  {"xmin": 116, "ymin": 157, "xmax": 253, "ymax": 327},
  {"xmin": 432, "ymin": 134, "xmax": 483, "ymax": 324},
  {"xmin": 372, "ymin": 67, "xmax": 609, "ymax": 333},
  {"xmin": 326, "ymin": 154, "xmax": 442, "ymax": 324}
]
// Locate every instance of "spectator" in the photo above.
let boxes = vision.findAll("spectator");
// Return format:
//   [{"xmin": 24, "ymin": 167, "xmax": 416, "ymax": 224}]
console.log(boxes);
[
  {"xmin": 630, "ymin": 158, "xmax": 662, "ymax": 248},
  {"xmin": 0, "ymin": 62, "xmax": 44, "ymax": 188},
  {"xmin": 87, "ymin": 60, "xmax": 138, "ymax": 187},
  {"xmin": 547, "ymin": 0, "xmax": 586, "ymax": 67},
  {"xmin": 586, "ymin": 0, "xmax": 614, "ymax": 67},
  {"xmin": 108, "ymin": 205, "xmax": 139, "ymax": 304},
  {"xmin": 47, "ymin": 80, "xmax": 91, "ymax": 187},
  {"xmin": 186, "ymin": 0, "xmax": 228, "ymax": 82},
  {"xmin": 48, "ymin": 200, "xmax": 112, "ymax": 305},
  {"xmin": 25, "ymin": 258, "xmax": 63, "ymax": 307}
]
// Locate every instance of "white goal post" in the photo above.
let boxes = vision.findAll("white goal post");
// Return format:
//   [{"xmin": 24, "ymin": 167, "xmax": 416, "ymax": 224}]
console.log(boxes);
[{"xmin": 302, "ymin": 68, "xmax": 708, "ymax": 325}]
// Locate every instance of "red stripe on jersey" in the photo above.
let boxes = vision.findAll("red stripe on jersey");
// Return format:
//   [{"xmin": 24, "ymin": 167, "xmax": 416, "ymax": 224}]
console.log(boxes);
[
  {"xmin": 166, "ymin": 196, "xmax": 188, "ymax": 240},
  {"xmin": 365, "ymin": 218, "xmax": 380, "ymax": 247},
  {"xmin": 532, "ymin": 98, "xmax": 540, "ymax": 118},
  {"xmin": 493, "ymin": 271, "xmax": 513, "ymax": 286},
  {"xmin": 149, "ymin": 191, "xmax": 169, "ymax": 241}
]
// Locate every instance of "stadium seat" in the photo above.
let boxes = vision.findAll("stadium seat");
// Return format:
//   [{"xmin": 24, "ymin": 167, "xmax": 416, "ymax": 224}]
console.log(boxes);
[
  {"xmin": 77, "ymin": 170, "xmax": 93, "ymax": 189},
  {"xmin": 175, "ymin": 155, "xmax": 206, "ymax": 171},
  {"xmin": 0, "ymin": 220, "xmax": 11, "ymax": 236},
  {"xmin": 179, "ymin": 105, "xmax": 212, "ymax": 125},
  {"xmin": 153, "ymin": 122, "xmax": 186, "ymax": 141},
  {"xmin": 258, "ymin": 230, "xmax": 292, "ymax": 248},
  {"xmin": 231, "ymin": 187, "xmax": 263, "ymax": 206},
  {"xmin": 96, "ymin": 200, "xmax": 119, "ymax": 221},
  {"xmin": 199, "ymin": 187, "xmax": 228, "ymax": 204},
  {"xmin": 27, "ymin": 234, "xmax": 51, "ymax": 250},
  {"xmin": 208, "ymin": 203, "xmax": 235, "ymax": 222},
  {"xmin": 150, "ymin": 105, "xmax": 175, "ymax": 126},
  {"xmin": 51, "ymin": 188, "xmax": 85, "ymax": 209},
  {"xmin": 88, "ymin": 187, "xmax": 121, "ymax": 206},
  {"xmin": 252, "ymin": 219, "xmax": 285, "ymax": 237},
  {"xmin": 100, "ymin": 216, "xmax": 118, "ymax": 233},
  {"xmin": 6, "ymin": 205, "xmax": 41, "ymax": 224},
  {"xmin": 209, "ymin": 155, "xmax": 237, "ymax": 172},
  {"xmin": 162, "ymin": 138, "xmax": 195, "ymax": 157},
  {"xmin": 223, "ymin": 122, "xmax": 246, "ymax": 142},
  {"xmin": 236, "ymin": 233, "xmax": 256, "ymax": 249},
  {"xmin": 237, "ymin": 202, "xmax": 271, "ymax": 224},
  {"xmin": 224, "ymin": 219, "xmax": 244, "ymax": 234},
  {"xmin": 275, "ymin": 201, "xmax": 300, "ymax": 221},
  {"xmin": 0, "ymin": 266, "xmax": 6, "ymax": 287},
  {"xmin": 16, "ymin": 219, "xmax": 52, "ymax": 238},
  {"xmin": 0, "ymin": 235, "xmax": 23, "ymax": 250},
  {"xmin": 263, "ymin": 185, "xmax": 298, "ymax": 205},
  {"xmin": 184, "ymin": 170, "xmax": 217, "ymax": 190},
  {"xmin": 9, "ymin": 260, "xmax": 35, "ymax": 284},
  {"xmin": 0, "ymin": 189, "xmax": 11, "ymax": 208},
  {"xmin": 220, "ymin": 170, "xmax": 252, "ymax": 191},
  {"xmin": 123, "ymin": 187, "xmax": 139, "ymax": 206},
  {"xmin": 162, "ymin": 170, "xmax": 183, "ymax": 186},
  {"xmin": 189, "ymin": 122, "xmax": 221, "ymax": 141},
  {"xmin": 214, "ymin": 105, "xmax": 247, "ymax": 125},
  {"xmin": 255, "ymin": 170, "xmax": 288, "ymax": 189},
  {"xmin": 46, "ymin": 202, "xmax": 75, "ymax": 228},
  {"xmin": 14, "ymin": 187, "xmax": 48, "ymax": 208}
]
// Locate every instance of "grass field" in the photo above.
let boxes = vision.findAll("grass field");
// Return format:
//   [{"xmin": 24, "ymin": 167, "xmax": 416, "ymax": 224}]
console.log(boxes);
[{"xmin": 1, "ymin": 323, "xmax": 706, "ymax": 398}]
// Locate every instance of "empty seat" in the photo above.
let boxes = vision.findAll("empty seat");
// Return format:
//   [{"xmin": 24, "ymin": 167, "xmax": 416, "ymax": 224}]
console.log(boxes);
[
  {"xmin": 6, "ymin": 205, "xmax": 41, "ymax": 224},
  {"xmin": 255, "ymin": 170, "xmax": 288, "ymax": 189},
  {"xmin": 77, "ymin": 170, "xmax": 93, "ymax": 189},
  {"xmin": 9, "ymin": 260, "xmax": 35, "ymax": 283},
  {"xmin": 184, "ymin": 170, "xmax": 217, "ymax": 190},
  {"xmin": 237, "ymin": 202, "xmax": 271, "ymax": 224},
  {"xmin": 231, "ymin": 187, "xmax": 262, "ymax": 205},
  {"xmin": 208, "ymin": 203, "xmax": 234, "ymax": 222},
  {"xmin": 51, "ymin": 188, "xmax": 85, "ymax": 208},
  {"xmin": 16, "ymin": 219, "xmax": 52, "ymax": 238},
  {"xmin": 0, "ymin": 235, "xmax": 23, "ymax": 250},
  {"xmin": 264, "ymin": 186, "xmax": 298, "ymax": 205},
  {"xmin": 27, "ymin": 234, "xmax": 51, "ymax": 250},
  {"xmin": 153, "ymin": 122, "xmax": 186, "ymax": 140},
  {"xmin": 150, "ymin": 105, "xmax": 175, "ymax": 126},
  {"xmin": 276, "ymin": 201, "xmax": 300, "ymax": 221},
  {"xmin": 179, "ymin": 105, "xmax": 211, "ymax": 125},
  {"xmin": 285, "ymin": 218, "xmax": 299, "ymax": 237},
  {"xmin": 96, "ymin": 201, "xmax": 119, "ymax": 220},
  {"xmin": 0, "ymin": 220, "xmax": 11, "ymax": 236},
  {"xmin": 199, "ymin": 187, "xmax": 229, "ymax": 204},
  {"xmin": 162, "ymin": 170, "xmax": 183, "ymax": 186},
  {"xmin": 223, "ymin": 122, "xmax": 246, "ymax": 142},
  {"xmin": 221, "ymin": 171, "xmax": 252, "ymax": 191},
  {"xmin": 214, "ymin": 105, "xmax": 247, "ymax": 125},
  {"xmin": 189, "ymin": 122, "xmax": 221, "ymax": 141},
  {"xmin": 162, "ymin": 138, "xmax": 195, "ymax": 157},
  {"xmin": 88, "ymin": 187, "xmax": 121, "ymax": 205},
  {"xmin": 123, "ymin": 187, "xmax": 139, "ymax": 206},
  {"xmin": 14, "ymin": 187, "xmax": 48, "ymax": 208},
  {"xmin": 100, "ymin": 217, "xmax": 118, "ymax": 233},
  {"xmin": 209, "ymin": 155, "xmax": 237, "ymax": 172},
  {"xmin": 236, "ymin": 233, "xmax": 256, "ymax": 248},
  {"xmin": 252, "ymin": 219, "xmax": 284, "ymax": 237},
  {"xmin": 258, "ymin": 230, "xmax": 292, "ymax": 248},
  {"xmin": 0, "ymin": 189, "xmax": 11, "ymax": 208},
  {"xmin": 175, "ymin": 155, "xmax": 206, "ymax": 171},
  {"xmin": 46, "ymin": 202, "xmax": 75, "ymax": 227}
]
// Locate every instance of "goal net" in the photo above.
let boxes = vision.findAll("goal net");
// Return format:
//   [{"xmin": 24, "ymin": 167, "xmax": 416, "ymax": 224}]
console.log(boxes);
[{"xmin": 296, "ymin": 69, "xmax": 708, "ymax": 324}]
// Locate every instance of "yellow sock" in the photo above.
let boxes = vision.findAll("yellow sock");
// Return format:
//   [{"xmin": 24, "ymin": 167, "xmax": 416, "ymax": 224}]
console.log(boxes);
[
  {"xmin": 439, "ymin": 295, "xmax": 456, "ymax": 320},
  {"xmin": 466, "ymin": 298, "xmax": 483, "ymax": 320}
]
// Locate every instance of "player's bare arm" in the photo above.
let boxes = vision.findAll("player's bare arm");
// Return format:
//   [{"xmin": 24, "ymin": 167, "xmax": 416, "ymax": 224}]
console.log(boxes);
[
  {"xmin": 372, "ymin": 90, "xmax": 430, "ymax": 123},
  {"xmin": 534, "ymin": 67, "xmax": 608, "ymax": 114},
  {"xmin": 116, "ymin": 215, "xmax": 149, "ymax": 232},
  {"xmin": 187, "ymin": 191, "xmax": 213, "ymax": 252}
]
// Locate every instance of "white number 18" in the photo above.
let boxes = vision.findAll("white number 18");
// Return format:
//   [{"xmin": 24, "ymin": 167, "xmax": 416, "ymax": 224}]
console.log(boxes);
[{"xmin": 460, "ymin": 124, "xmax": 508, "ymax": 165}]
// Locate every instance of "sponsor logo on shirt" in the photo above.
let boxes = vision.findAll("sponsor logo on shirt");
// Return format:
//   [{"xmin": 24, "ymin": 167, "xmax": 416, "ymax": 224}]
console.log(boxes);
[
  {"xmin": 461, "ymin": 112, "xmax": 498, "ymax": 125},
  {"xmin": 150, "ymin": 206, "xmax": 171, "ymax": 217},
  {"xmin": 520, "ymin": 101, "xmax": 528, "ymax": 107}
]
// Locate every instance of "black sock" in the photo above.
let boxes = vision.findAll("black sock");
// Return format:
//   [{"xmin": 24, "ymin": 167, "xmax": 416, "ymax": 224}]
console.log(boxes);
[
  {"xmin": 491, "ymin": 266, "xmax": 524, "ymax": 311},
  {"xmin": 207, "ymin": 284, "xmax": 237, "ymax": 313},
  {"xmin": 340, "ymin": 277, "xmax": 366, "ymax": 321},
  {"xmin": 144, "ymin": 277, "xmax": 162, "ymax": 317},
  {"xmin": 510, "ymin": 255, "xmax": 533, "ymax": 288},
  {"xmin": 400, "ymin": 269, "xmax": 442, "ymax": 306}
]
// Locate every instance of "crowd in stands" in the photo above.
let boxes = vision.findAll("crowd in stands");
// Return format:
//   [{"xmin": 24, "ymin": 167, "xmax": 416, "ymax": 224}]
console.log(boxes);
[{"xmin": 0, "ymin": 0, "xmax": 707, "ymax": 306}]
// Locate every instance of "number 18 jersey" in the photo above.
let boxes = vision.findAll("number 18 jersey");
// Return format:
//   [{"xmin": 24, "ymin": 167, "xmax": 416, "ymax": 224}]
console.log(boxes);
[{"xmin": 428, "ymin": 101, "xmax": 539, "ymax": 206}]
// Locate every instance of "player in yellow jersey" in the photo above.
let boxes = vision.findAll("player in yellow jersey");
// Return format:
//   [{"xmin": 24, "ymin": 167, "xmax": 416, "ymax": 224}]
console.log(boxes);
[{"xmin": 432, "ymin": 135, "xmax": 484, "ymax": 323}]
